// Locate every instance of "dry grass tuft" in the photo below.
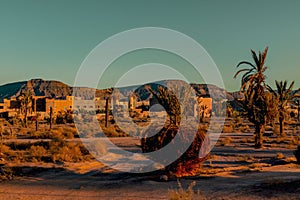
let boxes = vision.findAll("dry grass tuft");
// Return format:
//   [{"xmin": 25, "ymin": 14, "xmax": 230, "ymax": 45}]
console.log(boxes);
[
  {"xmin": 276, "ymin": 153, "xmax": 285, "ymax": 159},
  {"xmin": 168, "ymin": 180, "xmax": 201, "ymax": 200},
  {"xmin": 220, "ymin": 137, "xmax": 232, "ymax": 146}
]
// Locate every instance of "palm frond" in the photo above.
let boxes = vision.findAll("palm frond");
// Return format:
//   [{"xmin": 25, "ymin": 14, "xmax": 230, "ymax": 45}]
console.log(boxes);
[
  {"xmin": 236, "ymin": 61, "xmax": 256, "ymax": 69},
  {"xmin": 251, "ymin": 49, "xmax": 260, "ymax": 67},
  {"xmin": 234, "ymin": 68, "xmax": 251, "ymax": 78}
]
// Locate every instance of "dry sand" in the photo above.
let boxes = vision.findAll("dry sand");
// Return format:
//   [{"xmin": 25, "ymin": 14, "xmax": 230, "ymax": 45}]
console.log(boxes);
[{"xmin": 0, "ymin": 133, "xmax": 299, "ymax": 200}]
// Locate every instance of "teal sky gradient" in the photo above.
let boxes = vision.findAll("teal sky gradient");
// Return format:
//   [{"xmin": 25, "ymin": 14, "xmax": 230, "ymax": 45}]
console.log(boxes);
[{"xmin": 0, "ymin": 0, "xmax": 300, "ymax": 91}]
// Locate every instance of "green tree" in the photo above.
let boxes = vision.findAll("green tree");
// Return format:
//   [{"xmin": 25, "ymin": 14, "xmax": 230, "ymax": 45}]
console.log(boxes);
[
  {"xmin": 234, "ymin": 47, "xmax": 272, "ymax": 148},
  {"xmin": 267, "ymin": 80, "xmax": 295, "ymax": 135},
  {"xmin": 19, "ymin": 91, "xmax": 33, "ymax": 127}
]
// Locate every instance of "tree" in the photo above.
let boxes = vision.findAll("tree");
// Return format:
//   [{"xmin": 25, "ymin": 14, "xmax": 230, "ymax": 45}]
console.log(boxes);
[
  {"xmin": 0, "ymin": 119, "xmax": 13, "ymax": 141},
  {"xmin": 234, "ymin": 47, "xmax": 273, "ymax": 148},
  {"xmin": 145, "ymin": 84, "xmax": 181, "ymax": 126},
  {"xmin": 105, "ymin": 88, "xmax": 113, "ymax": 128},
  {"xmin": 19, "ymin": 91, "xmax": 33, "ymax": 127},
  {"xmin": 141, "ymin": 82, "xmax": 209, "ymax": 176},
  {"xmin": 267, "ymin": 80, "xmax": 295, "ymax": 135}
]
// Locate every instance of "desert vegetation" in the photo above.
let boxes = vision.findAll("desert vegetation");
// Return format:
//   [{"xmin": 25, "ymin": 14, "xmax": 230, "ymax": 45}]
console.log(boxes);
[{"xmin": 0, "ymin": 48, "xmax": 299, "ymax": 199}]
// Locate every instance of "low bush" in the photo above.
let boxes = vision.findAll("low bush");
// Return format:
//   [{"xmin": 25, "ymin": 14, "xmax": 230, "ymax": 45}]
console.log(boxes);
[
  {"xmin": 220, "ymin": 137, "xmax": 232, "ymax": 146},
  {"xmin": 29, "ymin": 145, "xmax": 47, "ymax": 161},
  {"xmin": 222, "ymin": 125, "xmax": 234, "ymax": 133},
  {"xmin": 294, "ymin": 145, "xmax": 300, "ymax": 164},
  {"xmin": 168, "ymin": 180, "xmax": 200, "ymax": 200}
]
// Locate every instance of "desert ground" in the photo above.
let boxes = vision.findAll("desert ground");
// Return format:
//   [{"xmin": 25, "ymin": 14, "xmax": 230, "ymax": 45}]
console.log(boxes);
[{"xmin": 0, "ymin": 118, "xmax": 300, "ymax": 200}]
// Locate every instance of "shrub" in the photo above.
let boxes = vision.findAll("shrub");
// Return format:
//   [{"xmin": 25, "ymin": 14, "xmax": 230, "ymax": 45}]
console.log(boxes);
[
  {"xmin": 273, "ymin": 125, "xmax": 280, "ymax": 135},
  {"xmin": 222, "ymin": 125, "xmax": 234, "ymax": 133},
  {"xmin": 62, "ymin": 126, "xmax": 78, "ymax": 138},
  {"xmin": 168, "ymin": 180, "xmax": 200, "ymax": 200},
  {"xmin": 294, "ymin": 145, "xmax": 300, "ymax": 164},
  {"xmin": 49, "ymin": 139, "xmax": 86, "ymax": 162},
  {"xmin": 0, "ymin": 144, "xmax": 11, "ymax": 155},
  {"xmin": 276, "ymin": 153, "xmax": 284, "ymax": 159},
  {"xmin": 29, "ymin": 146, "xmax": 47, "ymax": 161},
  {"xmin": 220, "ymin": 137, "xmax": 232, "ymax": 146}
]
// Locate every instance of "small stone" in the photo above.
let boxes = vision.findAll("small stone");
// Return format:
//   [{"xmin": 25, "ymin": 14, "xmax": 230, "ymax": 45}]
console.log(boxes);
[{"xmin": 160, "ymin": 175, "xmax": 168, "ymax": 182}]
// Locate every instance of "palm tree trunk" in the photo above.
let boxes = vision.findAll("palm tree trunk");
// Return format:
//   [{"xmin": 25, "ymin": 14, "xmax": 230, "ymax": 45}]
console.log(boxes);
[
  {"xmin": 49, "ymin": 107, "xmax": 52, "ymax": 130},
  {"xmin": 24, "ymin": 109, "xmax": 28, "ymax": 128},
  {"xmin": 279, "ymin": 117, "xmax": 284, "ymax": 135},
  {"xmin": 255, "ymin": 124, "xmax": 264, "ymax": 148},
  {"xmin": 105, "ymin": 98, "xmax": 109, "ymax": 128}
]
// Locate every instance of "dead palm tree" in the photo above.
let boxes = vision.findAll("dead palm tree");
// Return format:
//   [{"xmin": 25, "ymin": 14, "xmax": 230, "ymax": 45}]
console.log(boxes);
[
  {"xmin": 234, "ymin": 47, "xmax": 269, "ymax": 148},
  {"xmin": 19, "ymin": 91, "xmax": 33, "ymax": 127},
  {"xmin": 267, "ymin": 80, "xmax": 295, "ymax": 135}
]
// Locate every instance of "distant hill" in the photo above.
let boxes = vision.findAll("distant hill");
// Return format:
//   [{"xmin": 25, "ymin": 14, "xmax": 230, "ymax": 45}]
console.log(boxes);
[
  {"xmin": 0, "ymin": 78, "xmax": 237, "ymax": 104},
  {"xmin": 0, "ymin": 79, "xmax": 72, "ymax": 101}
]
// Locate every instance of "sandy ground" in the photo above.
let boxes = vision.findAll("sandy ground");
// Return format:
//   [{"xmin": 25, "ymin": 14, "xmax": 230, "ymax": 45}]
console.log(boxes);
[
  {"xmin": 0, "ymin": 162, "xmax": 299, "ymax": 200},
  {"xmin": 1, "ymin": 133, "xmax": 300, "ymax": 200}
]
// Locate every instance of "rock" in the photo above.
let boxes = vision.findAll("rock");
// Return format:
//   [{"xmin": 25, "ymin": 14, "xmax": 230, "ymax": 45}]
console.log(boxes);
[{"xmin": 160, "ymin": 175, "xmax": 168, "ymax": 182}]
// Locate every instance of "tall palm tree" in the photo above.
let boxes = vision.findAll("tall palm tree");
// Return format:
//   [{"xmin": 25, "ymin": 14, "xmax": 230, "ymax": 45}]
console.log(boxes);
[
  {"xmin": 234, "ymin": 47, "xmax": 270, "ymax": 148},
  {"xmin": 267, "ymin": 80, "xmax": 295, "ymax": 135},
  {"xmin": 19, "ymin": 91, "xmax": 33, "ymax": 127},
  {"xmin": 105, "ymin": 88, "xmax": 113, "ymax": 128}
]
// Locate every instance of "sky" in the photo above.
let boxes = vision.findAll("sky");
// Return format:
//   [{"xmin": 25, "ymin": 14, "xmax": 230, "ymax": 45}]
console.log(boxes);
[{"xmin": 0, "ymin": 0, "xmax": 300, "ymax": 91}]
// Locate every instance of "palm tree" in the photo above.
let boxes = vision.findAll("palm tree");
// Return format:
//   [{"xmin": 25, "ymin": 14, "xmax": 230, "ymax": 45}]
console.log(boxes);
[
  {"xmin": 141, "ymin": 82, "xmax": 208, "ymax": 176},
  {"xmin": 234, "ymin": 47, "xmax": 270, "ymax": 148},
  {"xmin": 104, "ymin": 88, "xmax": 113, "ymax": 128},
  {"xmin": 267, "ymin": 80, "xmax": 295, "ymax": 135},
  {"xmin": 19, "ymin": 91, "xmax": 33, "ymax": 127}
]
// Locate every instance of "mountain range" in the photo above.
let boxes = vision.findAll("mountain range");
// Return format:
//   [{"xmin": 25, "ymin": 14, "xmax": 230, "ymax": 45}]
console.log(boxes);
[{"xmin": 0, "ymin": 78, "xmax": 238, "ymax": 102}]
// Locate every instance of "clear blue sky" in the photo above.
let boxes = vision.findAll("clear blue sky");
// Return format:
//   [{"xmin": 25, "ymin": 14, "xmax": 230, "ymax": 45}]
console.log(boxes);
[{"xmin": 0, "ymin": 0, "xmax": 299, "ymax": 91}]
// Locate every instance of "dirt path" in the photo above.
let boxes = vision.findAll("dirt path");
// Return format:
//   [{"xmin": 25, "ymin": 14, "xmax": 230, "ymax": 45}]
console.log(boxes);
[
  {"xmin": 0, "ymin": 163, "xmax": 299, "ymax": 200},
  {"xmin": 1, "ymin": 132, "xmax": 300, "ymax": 200}
]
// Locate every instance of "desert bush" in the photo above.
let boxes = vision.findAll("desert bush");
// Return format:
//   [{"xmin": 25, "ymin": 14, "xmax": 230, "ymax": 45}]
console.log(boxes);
[
  {"xmin": 101, "ymin": 125, "xmax": 129, "ymax": 137},
  {"xmin": 276, "ymin": 153, "xmax": 284, "ymax": 159},
  {"xmin": 222, "ymin": 125, "xmax": 234, "ymax": 133},
  {"xmin": 294, "ymin": 145, "xmax": 300, "ymax": 164},
  {"xmin": 234, "ymin": 116, "xmax": 243, "ymax": 125},
  {"xmin": 273, "ymin": 125, "xmax": 280, "ymax": 135},
  {"xmin": 220, "ymin": 137, "xmax": 232, "ymax": 146},
  {"xmin": 168, "ymin": 180, "xmax": 200, "ymax": 200},
  {"xmin": 240, "ymin": 125, "xmax": 250, "ymax": 132},
  {"xmin": 29, "ymin": 130, "xmax": 50, "ymax": 139},
  {"xmin": 0, "ymin": 144, "xmax": 11, "ymax": 155},
  {"xmin": 50, "ymin": 129, "xmax": 64, "ymax": 139},
  {"xmin": 49, "ymin": 138, "xmax": 87, "ymax": 162},
  {"xmin": 29, "ymin": 145, "xmax": 47, "ymax": 161},
  {"xmin": 62, "ymin": 126, "xmax": 78, "ymax": 138},
  {"xmin": 51, "ymin": 144, "xmax": 83, "ymax": 162},
  {"xmin": 265, "ymin": 125, "xmax": 273, "ymax": 131}
]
